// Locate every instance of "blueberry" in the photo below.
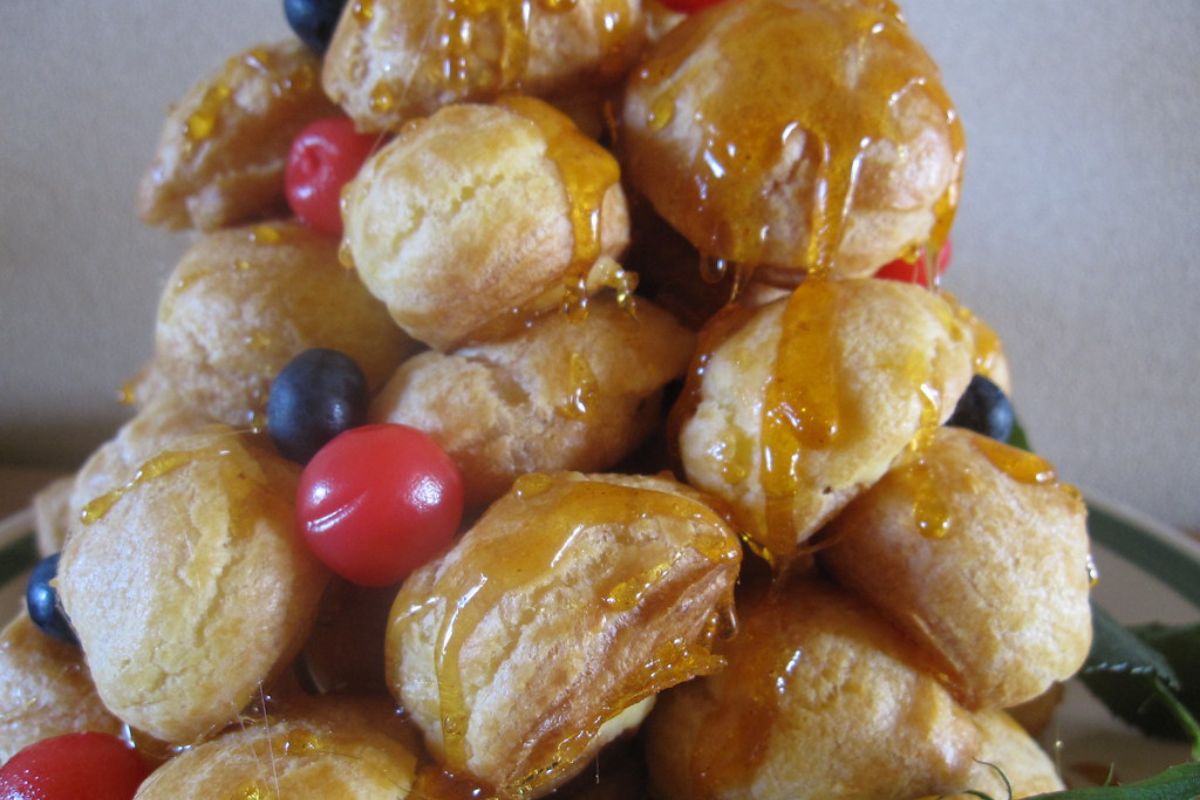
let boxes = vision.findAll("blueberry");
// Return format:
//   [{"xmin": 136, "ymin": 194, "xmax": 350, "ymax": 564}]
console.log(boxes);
[
  {"xmin": 268, "ymin": 348, "xmax": 368, "ymax": 463},
  {"xmin": 26, "ymin": 554, "xmax": 78, "ymax": 646},
  {"xmin": 285, "ymin": 0, "xmax": 349, "ymax": 55},
  {"xmin": 946, "ymin": 374, "xmax": 1015, "ymax": 442}
]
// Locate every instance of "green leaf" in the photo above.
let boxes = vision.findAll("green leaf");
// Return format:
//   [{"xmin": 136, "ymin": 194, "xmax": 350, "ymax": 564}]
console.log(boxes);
[
  {"xmin": 1026, "ymin": 762, "xmax": 1200, "ymax": 798},
  {"xmin": 1079, "ymin": 604, "xmax": 1200, "ymax": 758},
  {"xmin": 1132, "ymin": 622, "xmax": 1200, "ymax": 740},
  {"xmin": 1083, "ymin": 603, "xmax": 1179, "ymax": 687},
  {"xmin": 1006, "ymin": 416, "xmax": 1031, "ymax": 451}
]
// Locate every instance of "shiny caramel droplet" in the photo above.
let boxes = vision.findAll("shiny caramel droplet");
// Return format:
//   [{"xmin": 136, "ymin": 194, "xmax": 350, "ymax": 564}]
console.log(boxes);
[
  {"xmin": 353, "ymin": 0, "xmax": 375, "ymax": 23},
  {"xmin": 249, "ymin": 224, "xmax": 283, "ymax": 245},
  {"xmin": 184, "ymin": 83, "xmax": 232, "ymax": 143},
  {"xmin": 971, "ymin": 436, "xmax": 1057, "ymax": 485},
  {"xmin": 369, "ymin": 83, "xmax": 396, "ymax": 114},
  {"xmin": 558, "ymin": 351, "xmax": 599, "ymax": 421},
  {"xmin": 81, "ymin": 446, "xmax": 231, "ymax": 525}
]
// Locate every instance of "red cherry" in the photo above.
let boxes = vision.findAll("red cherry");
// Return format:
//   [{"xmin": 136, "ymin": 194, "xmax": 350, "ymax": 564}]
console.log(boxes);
[
  {"xmin": 657, "ymin": 0, "xmax": 725, "ymax": 13},
  {"xmin": 284, "ymin": 117, "xmax": 380, "ymax": 237},
  {"xmin": 296, "ymin": 424, "xmax": 464, "ymax": 586},
  {"xmin": 0, "ymin": 732, "xmax": 150, "ymax": 800},
  {"xmin": 874, "ymin": 239, "xmax": 953, "ymax": 287}
]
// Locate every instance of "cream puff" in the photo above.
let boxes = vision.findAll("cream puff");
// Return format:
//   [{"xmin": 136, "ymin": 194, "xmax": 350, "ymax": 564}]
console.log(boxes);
[
  {"xmin": 138, "ymin": 40, "xmax": 339, "ymax": 231},
  {"xmin": 341, "ymin": 97, "xmax": 631, "ymax": 350},
  {"xmin": 386, "ymin": 471, "xmax": 740, "ymax": 797},
  {"xmin": 676, "ymin": 278, "xmax": 974, "ymax": 570},
  {"xmin": 621, "ymin": 0, "xmax": 963, "ymax": 279},
  {"xmin": 370, "ymin": 296, "xmax": 693, "ymax": 508},
  {"xmin": 819, "ymin": 427, "xmax": 1092, "ymax": 710},
  {"xmin": 322, "ymin": 0, "xmax": 645, "ymax": 131},
  {"xmin": 59, "ymin": 427, "xmax": 329, "ymax": 743},
  {"xmin": 644, "ymin": 578, "xmax": 980, "ymax": 799},
  {"xmin": 153, "ymin": 222, "xmax": 414, "ymax": 427}
]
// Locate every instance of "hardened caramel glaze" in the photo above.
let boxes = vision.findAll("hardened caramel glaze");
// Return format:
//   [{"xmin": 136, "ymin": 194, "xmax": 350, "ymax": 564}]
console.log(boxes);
[
  {"xmin": 623, "ymin": 0, "xmax": 964, "ymax": 279},
  {"xmin": 137, "ymin": 40, "xmax": 338, "ymax": 231},
  {"xmin": 493, "ymin": 95, "xmax": 635, "ymax": 322},
  {"xmin": 340, "ymin": 97, "xmax": 630, "ymax": 351},
  {"xmin": 644, "ymin": 579, "xmax": 980, "ymax": 799},
  {"xmin": 325, "ymin": 0, "xmax": 643, "ymax": 130},
  {"xmin": 387, "ymin": 473, "xmax": 740, "ymax": 797},
  {"xmin": 819, "ymin": 427, "xmax": 1092, "ymax": 711},
  {"xmin": 673, "ymin": 279, "xmax": 974, "ymax": 573}
]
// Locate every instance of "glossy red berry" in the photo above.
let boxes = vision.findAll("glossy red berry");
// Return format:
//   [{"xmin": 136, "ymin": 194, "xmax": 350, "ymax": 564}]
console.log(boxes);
[
  {"xmin": 296, "ymin": 424, "xmax": 464, "ymax": 586},
  {"xmin": 0, "ymin": 732, "xmax": 150, "ymax": 800},
  {"xmin": 874, "ymin": 239, "xmax": 953, "ymax": 287},
  {"xmin": 284, "ymin": 117, "xmax": 379, "ymax": 237}
]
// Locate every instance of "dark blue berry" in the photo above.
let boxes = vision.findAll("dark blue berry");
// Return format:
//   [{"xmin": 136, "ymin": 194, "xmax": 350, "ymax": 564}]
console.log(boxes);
[
  {"xmin": 947, "ymin": 374, "xmax": 1015, "ymax": 442},
  {"xmin": 268, "ymin": 348, "xmax": 368, "ymax": 463},
  {"xmin": 26, "ymin": 554, "xmax": 78, "ymax": 646},
  {"xmin": 285, "ymin": 0, "xmax": 349, "ymax": 55}
]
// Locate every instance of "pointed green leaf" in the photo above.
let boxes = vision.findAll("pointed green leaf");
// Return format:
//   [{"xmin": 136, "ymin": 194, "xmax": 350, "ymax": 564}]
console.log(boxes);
[{"xmin": 1027, "ymin": 762, "xmax": 1200, "ymax": 798}]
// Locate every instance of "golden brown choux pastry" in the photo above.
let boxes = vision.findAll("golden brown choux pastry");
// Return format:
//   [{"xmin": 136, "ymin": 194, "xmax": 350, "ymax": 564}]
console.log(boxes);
[
  {"xmin": 644, "ymin": 578, "xmax": 980, "ymax": 800},
  {"xmin": 0, "ymin": 613, "xmax": 124, "ymax": 762},
  {"xmin": 321, "ymin": 0, "xmax": 645, "ymax": 131},
  {"xmin": 31, "ymin": 477, "xmax": 74, "ymax": 556},
  {"xmin": 67, "ymin": 394, "xmax": 212, "ymax": 537},
  {"xmin": 342, "ymin": 96, "xmax": 631, "ymax": 351},
  {"xmin": 819, "ymin": 427, "xmax": 1092, "ymax": 710},
  {"xmin": 133, "ymin": 696, "xmax": 421, "ymax": 799},
  {"xmin": 386, "ymin": 471, "xmax": 741, "ymax": 797},
  {"xmin": 58, "ymin": 427, "xmax": 329, "ymax": 744},
  {"xmin": 942, "ymin": 293, "xmax": 1012, "ymax": 394},
  {"xmin": 33, "ymin": 396, "xmax": 213, "ymax": 554},
  {"xmin": 370, "ymin": 296, "xmax": 693, "ymax": 509},
  {"xmin": 938, "ymin": 710, "xmax": 1064, "ymax": 798},
  {"xmin": 621, "ymin": 0, "xmax": 963, "ymax": 279},
  {"xmin": 676, "ymin": 278, "xmax": 974, "ymax": 571},
  {"xmin": 154, "ymin": 222, "xmax": 414, "ymax": 427},
  {"xmin": 137, "ymin": 40, "xmax": 339, "ymax": 231}
]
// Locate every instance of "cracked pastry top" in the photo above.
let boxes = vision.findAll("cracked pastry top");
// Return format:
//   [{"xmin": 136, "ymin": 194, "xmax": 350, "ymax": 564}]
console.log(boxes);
[
  {"xmin": 370, "ymin": 295, "xmax": 694, "ymax": 509},
  {"xmin": 58, "ymin": 428, "xmax": 328, "ymax": 743},
  {"xmin": 674, "ymin": 278, "xmax": 975, "ymax": 572},
  {"xmin": 153, "ymin": 222, "xmax": 415, "ymax": 427},
  {"xmin": 321, "ymin": 0, "xmax": 646, "ymax": 131},
  {"xmin": 341, "ymin": 96, "xmax": 632, "ymax": 351},
  {"xmin": 386, "ymin": 471, "xmax": 741, "ymax": 797},
  {"xmin": 621, "ymin": 0, "xmax": 964, "ymax": 281}
]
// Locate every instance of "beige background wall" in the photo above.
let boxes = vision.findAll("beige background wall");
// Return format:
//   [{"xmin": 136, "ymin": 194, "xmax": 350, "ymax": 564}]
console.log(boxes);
[{"xmin": 1, "ymin": 1, "xmax": 1198, "ymax": 530}]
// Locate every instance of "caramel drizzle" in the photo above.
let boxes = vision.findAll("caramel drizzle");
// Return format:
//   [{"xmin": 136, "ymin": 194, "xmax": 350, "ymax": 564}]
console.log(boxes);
[
  {"xmin": 80, "ymin": 445, "xmax": 233, "ymax": 526},
  {"xmin": 556, "ymin": 351, "xmax": 599, "ymax": 420},
  {"xmin": 686, "ymin": 587, "xmax": 802, "ymax": 796},
  {"xmin": 758, "ymin": 281, "xmax": 842, "ymax": 568},
  {"xmin": 182, "ymin": 48, "xmax": 318, "ymax": 157},
  {"xmin": 496, "ymin": 95, "xmax": 620, "ymax": 288},
  {"xmin": 437, "ymin": 0, "xmax": 533, "ymax": 94},
  {"xmin": 364, "ymin": 0, "xmax": 635, "ymax": 113},
  {"xmin": 392, "ymin": 476, "xmax": 737, "ymax": 794},
  {"xmin": 633, "ymin": 0, "xmax": 964, "ymax": 276}
]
